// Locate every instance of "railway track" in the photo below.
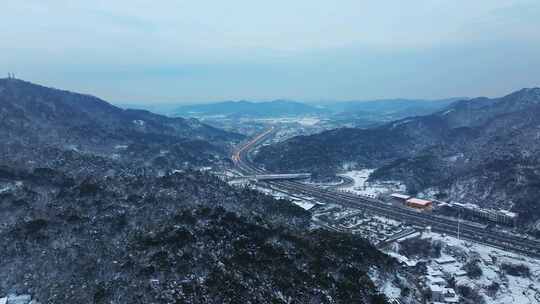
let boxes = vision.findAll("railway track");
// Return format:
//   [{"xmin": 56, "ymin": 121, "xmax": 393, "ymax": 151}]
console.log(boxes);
[{"xmin": 233, "ymin": 128, "xmax": 540, "ymax": 258}]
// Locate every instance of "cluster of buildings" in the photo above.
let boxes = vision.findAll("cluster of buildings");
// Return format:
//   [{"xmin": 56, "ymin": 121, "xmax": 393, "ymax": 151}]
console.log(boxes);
[
  {"xmin": 311, "ymin": 205, "xmax": 420, "ymax": 247},
  {"xmin": 387, "ymin": 234, "xmax": 468, "ymax": 303},
  {"xmin": 390, "ymin": 193, "xmax": 518, "ymax": 226},
  {"xmin": 390, "ymin": 193, "xmax": 433, "ymax": 211},
  {"xmin": 427, "ymin": 278, "xmax": 459, "ymax": 303},
  {"xmin": 425, "ymin": 257, "xmax": 465, "ymax": 303},
  {"xmin": 442, "ymin": 202, "xmax": 518, "ymax": 226},
  {"xmin": 345, "ymin": 216, "xmax": 411, "ymax": 246}
]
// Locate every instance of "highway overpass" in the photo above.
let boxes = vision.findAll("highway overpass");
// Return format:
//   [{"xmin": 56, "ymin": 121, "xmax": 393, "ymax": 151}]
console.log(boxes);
[
  {"xmin": 248, "ymin": 173, "xmax": 311, "ymax": 181},
  {"xmin": 233, "ymin": 128, "xmax": 540, "ymax": 258}
]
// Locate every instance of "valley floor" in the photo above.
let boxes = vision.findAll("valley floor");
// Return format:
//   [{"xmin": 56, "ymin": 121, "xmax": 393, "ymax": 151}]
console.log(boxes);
[{"xmin": 232, "ymin": 173, "xmax": 540, "ymax": 303}]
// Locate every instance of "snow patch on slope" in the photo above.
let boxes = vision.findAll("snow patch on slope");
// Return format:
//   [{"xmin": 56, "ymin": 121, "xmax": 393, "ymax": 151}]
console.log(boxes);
[{"xmin": 339, "ymin": 169, "xmax": 406, "ymax": 197}]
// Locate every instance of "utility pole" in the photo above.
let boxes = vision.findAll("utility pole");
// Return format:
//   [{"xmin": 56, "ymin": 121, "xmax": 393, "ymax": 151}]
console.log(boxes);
[{"xmin": 457, "ymin": 211, "xmax": 461, "ymax": 240}]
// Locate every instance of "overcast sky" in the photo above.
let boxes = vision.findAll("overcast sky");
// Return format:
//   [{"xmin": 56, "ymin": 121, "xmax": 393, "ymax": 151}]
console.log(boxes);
[{"xmin": 2, "ymin": 1, "xmax": 540, "ymax": 104}]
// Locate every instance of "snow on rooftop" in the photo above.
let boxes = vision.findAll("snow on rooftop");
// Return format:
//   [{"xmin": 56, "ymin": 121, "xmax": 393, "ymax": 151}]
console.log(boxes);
[
  {"xmin": 292, "ymin": 200, "xmax": 316, "ymax": 210},
  {"xmin": 428, "ymin": 277, "xmax": 446, "ymax": 285},
  {"xmin": 390, "ymin": 193, "xmax": 410, "ymax": 200},
  {"xmin": 434, "ymin": 256, "xmax": 456, "ymax": 264},
  {"xmin": 429, "ymin": 284, "xmax": 444, "ymax": 292},
  {"xmin": 454, "ymin": 270, "xmax": 467, "ymax": 277},
  {"xmin": 386, "ymin": 251, "xmax": 418, "ymax": 267},
  {"xmin": 427, "ymin": 267, "xmax": 444, "ymax": 277},
  {"xmin": 499, "ymin": 210, "xmax": 517, "ymax": 218},
  {"xmin": 395, "ymin": 232, "xmax": 421, "ymax": 242},
  {"xmin": 451, "ymin": 202, "xmax": 479, "ymax": 209}
]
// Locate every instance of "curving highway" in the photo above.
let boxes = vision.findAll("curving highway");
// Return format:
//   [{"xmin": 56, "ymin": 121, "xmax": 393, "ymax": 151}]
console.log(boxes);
[{"xmin": 233, "ymin": 128, "xmax": 540, "ymax": 259}]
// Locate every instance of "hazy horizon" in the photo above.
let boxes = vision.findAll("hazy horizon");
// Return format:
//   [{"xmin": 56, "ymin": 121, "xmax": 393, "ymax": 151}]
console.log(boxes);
[
  {"xmin": 116, "ymin": 96, "xmax": 474, "ymax": 108},
  {"xmin": 3, "ymin": 1, "xmax": 540, "ymax": 104}
]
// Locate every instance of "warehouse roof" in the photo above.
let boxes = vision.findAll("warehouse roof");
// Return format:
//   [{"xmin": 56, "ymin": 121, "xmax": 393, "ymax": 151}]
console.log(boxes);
[
  {"xmin": 391, "ymin": 193, "xmax": 411, "ymax": 200},
  {"xmin": 406, "ymin": 198, "xmax": 432, "ymax": 206}
]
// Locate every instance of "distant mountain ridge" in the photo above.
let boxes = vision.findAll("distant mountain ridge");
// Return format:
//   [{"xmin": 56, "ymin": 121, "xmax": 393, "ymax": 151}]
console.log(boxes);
[
  {"xmin": 323, "ymin": 98, "xmax": 465, "ymax": 114},
  {"xmin": 172, "ymin": 98, "xmax": 463, "ymax": 130},
  {"xmin": 0, "ymin": 78, "xmax": 244, "ymax": 174},
  {"xmin": 175, "ymin": 99, "xmax": 325, "ymax": 118},
  {"xmin": 0, "ymin": 78, "xmax": 393, "ymax": 303},
  {"xmin": 325, "ymin": 98, "xmax": 465, "ymax": 128},
  {"xmin": 0, "ymin": 78, "xmax": 241, "ymax": 144},
  {"xmin": 255, "ymin": 87, "xmax": 540, "ymax": 222}
]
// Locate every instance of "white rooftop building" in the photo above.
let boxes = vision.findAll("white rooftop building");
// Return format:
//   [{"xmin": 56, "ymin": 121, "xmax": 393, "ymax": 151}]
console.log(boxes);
[
  {"xmin": 390, "ymin": 193, "xmax": 411, "ymax": 201},
  {"xmin": 435, "ymin": 256, "xmax": 456, "ymax": 265}
]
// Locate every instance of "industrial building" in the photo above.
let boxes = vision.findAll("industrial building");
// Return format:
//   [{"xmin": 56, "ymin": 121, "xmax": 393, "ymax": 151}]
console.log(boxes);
[
  {"xmin": 390, "ymin": 193, "xmax": 433, "ymax": 211},
  {"xmin": 448, "ymin": 202, "xmax": 518, "ymax": 226},
  {"xmin": 406, "ymin": 198, "xmax": 433, "ymax": 210},
  {"xmin": 390, "ymin": 193, "xmax": 411, "ymax": 203}
]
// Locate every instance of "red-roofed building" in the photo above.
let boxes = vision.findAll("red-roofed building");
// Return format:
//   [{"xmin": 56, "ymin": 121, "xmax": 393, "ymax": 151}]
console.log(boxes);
[{"xmin": 406, "ymin": 198, "xmax": 433, "ymax": 210}]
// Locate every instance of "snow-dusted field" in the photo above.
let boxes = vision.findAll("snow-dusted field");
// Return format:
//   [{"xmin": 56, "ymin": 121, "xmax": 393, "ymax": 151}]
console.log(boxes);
[{"xmin": 339, "ymin": 169, "xmax": 406, "ymax": 197}]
